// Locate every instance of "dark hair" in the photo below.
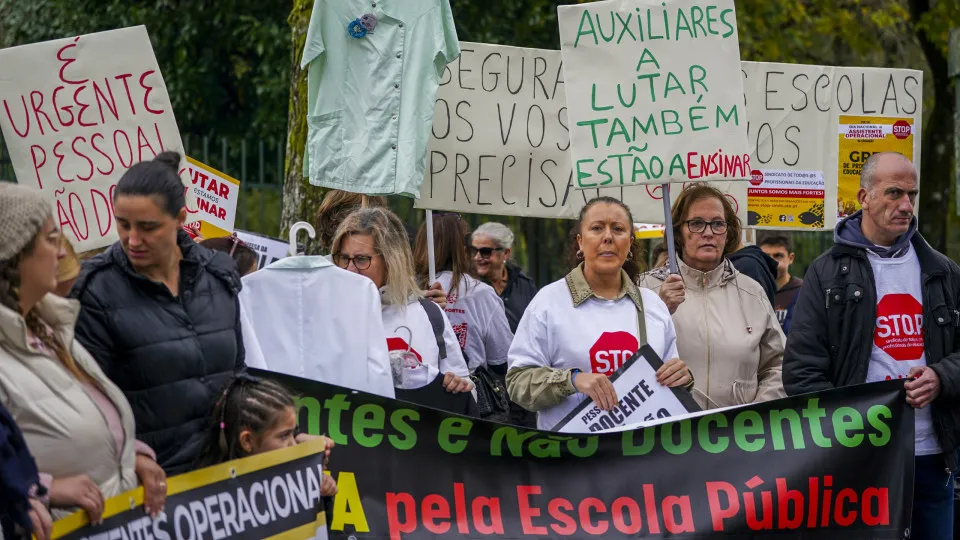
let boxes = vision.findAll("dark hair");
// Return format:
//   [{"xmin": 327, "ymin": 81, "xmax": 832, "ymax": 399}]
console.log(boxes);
[
  {"xmin": 568, "ymin": 197, "xmax": 645, "ymax": 282},
  {"xmin": 200, "ymin": 235, "xmax": 258, "ymax": 276},
  {"xmin": 316, "ymin": 190, "xmax": 388, "ymax": 250},
  {"xmin": 0, "ymin": 238, "xmax": 92, "ymax": 384},
  {"xmin": 651, "ymin": 243, "xmax": 668, "ymax": 267},
  {"xmin": 670, "ymin": 183, "xmax": 741, "ymax": 259},
  {"xmin": 196, "ymin": 375, "xmax": 296, "ymax": 468},
  {"xmin": 113, "ymin": 151, "xmax": 185, "ymax": 217},
  {"xmin": 758, "ymin": 234, "xmax": 793, "ymax": 253},
  {"xmin": 413, "ymin": 213, "xmax": 471, "ymax": 290}
]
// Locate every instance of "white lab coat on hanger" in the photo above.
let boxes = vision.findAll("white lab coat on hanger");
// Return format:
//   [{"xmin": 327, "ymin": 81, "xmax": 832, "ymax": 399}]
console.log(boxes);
[{"xmin": 239, "ymin": 255, "xmax": 394, "ymax": 399}]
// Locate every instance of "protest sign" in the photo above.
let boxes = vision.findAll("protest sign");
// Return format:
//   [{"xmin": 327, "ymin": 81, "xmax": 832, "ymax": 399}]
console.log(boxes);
[
  {"xmin": 634, "ymin": 222, "xmax": 665, "ymax": 239},
  {"xmin": 741, "ymin": 62, "xmax": 922, "ymax": 229},
  {"xmin": 259, "ymin": 369, "xmax": 912, "ymax": 539},
  {"xmin": 0, "ymin": 26, "xmax": 186, "ymax": 252},
  {"xmin": 558, "ymin": 0, "xmax": 750, "ymax": 189},
  {"xmin": 52, "ymin": 438, "xmax": 329, "ymax": 540},
  {"xmin": 235, "ymin": 229, "xmax": 289, "ymax": 270},
  {"xmin": 415, "ymin": 42, "xmax": 748, "ymax": 224},
  {"xmin": 554, "ymin": 345, "xmax": 700, "ymax": 433},
  {"xmin": 183, "ymin": 156, "xmax": 240, "ymax": 238}
]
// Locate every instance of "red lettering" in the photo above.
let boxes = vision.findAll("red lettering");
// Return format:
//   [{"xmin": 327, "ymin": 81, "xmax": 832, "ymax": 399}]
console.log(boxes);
[
  {"xmin": 29, "ymin": 145, "xmax": 46, "ymax": 189},
  {"xmin": 55, "ymin": 194, "xmax": 76, "ymax": 242},
  {"xmin": 471, "ymin": 497, "xmax": 503, "ymax": 535},
  {"xmin": 862, "ymin": 487, "xmax": 889, "ymax": 526},
  {"xmin": 207, "ymin": 178, "xmax": 219, "ymax": 193},
  {"xmin": 806, "ymin": 476, "xmax": 819, "ymax": 528},
  {"xmin": 90, "ymin": 133, "xmax": 115, "ymax": 176},
  {"xmin": 385, "ymin": 492, "xmax": 416, "ymax": 540},
  {"xmin": 820, "ymin": 476, "xmax": 834, "ymax": 527},
  {"xmin": 218, "ymin": 181, "xmax": 231, "ymax": 199},
  {"xmin": 453, "ymin": 482, "xmax": 469, "ymax": 534},
  {"xmin": 139, "ymin": 71, "xmax": 164, "ymax": 115},
  {"xmin": 72, "ymin": 137, "xmax": 95, "ymax": 181},
  {"xmin": 742, "ymin": 154, "xmax": 751, "ymax": 176},
  {"xmin": 833, "ymin": 488, "xmax": 858, "ymax": 527},
  {"xmin": 579, "ymin": 498, "xmax": 608, "ymax": 535},
  {"xmin": 611, "ymin": 497, "xmax": 642, "ymax": 535},
  {"xmin": 642, "ymin": 483, "xmax": 661, "ymax": 533},
  {"xmin": 686, "ymin": 151, "xmax": 700, "ymax": 179},
  {"xmin": 546, "ymin": 498, "xmax": 576, "ymax": 535},
  {"xmin": 776, "ymin": 478, "xmax": 803, "ymax": 529},
  {"xmin": 52, "ymin": 86, "xmax": 75, "ymax": 127},
  {"xmin": 3, "ymin": 96, "xmax": 30, "ymax": 137},
  {"xmin": 52, "ymin": 141, "xmax": 71, "ymax": 183},
  {"xmin": 68, "ymin": 191, "xmax": 89, "ymax": 240},
  {"xmin": 92, "ymin": 78, "xmax": 119, "ymax": 123},
  {"xmin": 744, "ymin": 489, "xmax": 773, "ymax": 530},
  {"xmin": 113, "ymin": 130, "xmax": 134, "ymax": 168},
  {"xmin": 662, "ymin": 495, "xmax": 695, "ymax": 533},
  {"xmin": 217, "ymin": 207, "xmax": 226, "ymax": 220},
  {"xmin": 516, "ymin": 485, "xmax": 547, "ymax": 535},
  {"xmin": 91, "ymin": 188, "xmax": 112, "ymax": 237},
  {"xmin": 30, "ymin": 91, "xmax": 58, "ymax": 135},
  {"xmin": 136, "ymin": 125, "xmax": 158, "ymax": 160},
  {"xmin": 114, "ymin": 73, "xmax": 137, "ymax": 115},
  {"xmin": 57, "ymin": 38, "xmax": 89, "ymax": 85},
  {"xmin": 73, "ymin": 85, "xmax": 96, "ymax": 127},
  {"xmin": 421, "ymin": 494, "xmax": 450, "ymax": 534},
  {"xmin": 705, "ymin": 481, "xmax": 739, "ymax": 532}
]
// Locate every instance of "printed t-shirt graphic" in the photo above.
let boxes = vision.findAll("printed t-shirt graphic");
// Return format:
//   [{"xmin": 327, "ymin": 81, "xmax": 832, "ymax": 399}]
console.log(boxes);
[
  {"xmin": 874, "ymin": 293, "xmax": 924, "ymax": 362},
  {"xmin": 590, "ymin": 331, "xmax": 640, "ymax": 376}
]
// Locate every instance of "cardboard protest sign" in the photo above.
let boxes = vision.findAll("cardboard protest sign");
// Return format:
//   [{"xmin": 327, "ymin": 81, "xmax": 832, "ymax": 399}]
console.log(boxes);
[
  {"xmin": 554, "ymin": 345, "xmax": 700, "ymax": 433},
  {"xmin": 558, "ymin": 0, "xmax": 750, "ymax": 189},
  {"xmin": 235, "ymin": 229, "xmax": 289, "ymax": 270},
  {"xmin": 52, "ymin": 438, "xmax": 329, "ymax": 540},
  {"xmin": 0, "ymin": 26, "xmax": 186, "ymax": 252},
  {"xmin": 183, "ymin": 156, "xmax": 240, "ymax": 238},
  {"xmin": 415, "ymin": 42, "xmax": 748, "ymax": 224},
  {"xmin": 741, "ymin": 62, "xmax": 922, "ymax": 229}
]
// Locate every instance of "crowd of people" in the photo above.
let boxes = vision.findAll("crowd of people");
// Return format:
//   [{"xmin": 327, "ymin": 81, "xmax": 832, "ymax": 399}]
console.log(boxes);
[{"xmin": 0, "ymin": 150, "xmax": 958, "ymax": 539}]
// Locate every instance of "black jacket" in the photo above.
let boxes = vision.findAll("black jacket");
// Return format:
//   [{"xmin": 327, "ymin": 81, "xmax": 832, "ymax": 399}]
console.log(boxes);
[
  {"xmin": 729, "ymin": 245, "xmax": 778, "ymax": 307},
  {"xmin": 71, "ymin": 231, "xmax": 245, "ymax": 475},
  {"xmin": 783, "ymin": 234, "xmax": 960, "ymax": 467},
  {"xmin": 500, "ymin": 262, "xmax": 537, "ymax": 334},
  {"xmin": 0, "ymin": 401, "xmax": 40, "ymax": 539}
]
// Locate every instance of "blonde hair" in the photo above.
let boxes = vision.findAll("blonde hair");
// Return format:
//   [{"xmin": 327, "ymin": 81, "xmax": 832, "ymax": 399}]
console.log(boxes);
[
  {"xmin": 57, "ymin": 234, "xmax": 81, "ymax": 283},
  {"xmin": 316, "ymin": 190, "xmax": 387, "ymax": 250},
  {"xmin": 330, "ymin": 208, "xmax": 422, "ymax": 307}
]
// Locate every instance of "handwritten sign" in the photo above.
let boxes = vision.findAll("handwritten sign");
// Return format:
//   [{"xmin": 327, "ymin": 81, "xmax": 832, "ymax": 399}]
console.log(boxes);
[
  {"xmin": 234, "ymin": 230, "xmax": 289, "ymax": 270},
  {"xmin": 183, "ymin": 157, "xmax": 240, "ymax": 238},
  {"xmin": 415, "ymin": 42, "xmax": 747, "ymax": 224},
  {"xmin": 741, "ymin": 62, "xmax": 922, "ymax": 228},
  {"xmin": 558, "ymin": 0, "xmax": 749, "ymax": 189},
  {"xmin": 0, "ymin": 26, "xmax": 185, "ymax": 252}
]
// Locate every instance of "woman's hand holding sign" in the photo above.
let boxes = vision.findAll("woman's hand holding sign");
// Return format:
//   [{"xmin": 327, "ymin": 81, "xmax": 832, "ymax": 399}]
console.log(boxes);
[
  {"xmin": 573, "ymin": 372, "xmax": 618, "ymax": 411},
  {"xmin": 657, "ymin": 358, "xmax": 694, "ymax": 388}
]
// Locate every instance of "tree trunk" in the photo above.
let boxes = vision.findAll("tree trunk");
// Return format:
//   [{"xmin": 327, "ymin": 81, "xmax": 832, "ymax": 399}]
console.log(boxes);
[
  {"xmin": 280, "ymin": 0, "xmax": 324, "ymax": 253},
  {"xmin": 910, "ymin": 0, "xmax": 955, "ymax": 253}
]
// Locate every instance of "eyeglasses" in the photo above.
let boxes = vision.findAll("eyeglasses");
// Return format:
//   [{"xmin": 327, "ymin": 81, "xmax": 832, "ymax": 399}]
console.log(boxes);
[
  {"xmin": 227, "ymin": 233, "xmax": 247, "ymax": 256},
  {"xmin": 684, "ymin": 219, "xmax": 728, "ymax": 235},
  {"xmin": 469, "ymin": 246, "xmax": 504, "ymax": 259},
  {"xmin": 333, "ymin": 253, "xmax": 374, "ymax": 270}
]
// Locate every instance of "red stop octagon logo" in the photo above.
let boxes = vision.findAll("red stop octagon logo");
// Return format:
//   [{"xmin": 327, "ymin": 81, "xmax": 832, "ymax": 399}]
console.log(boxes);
[
  {"xmin": 892, "ymin": 120, "xmax": 911, "ymax": 140},
  {"xmin": 387, "ymin": 337, "xmax": 422, "ymax": 363},
  {"xmin": 874, "ymin": 294, "xmax": 924, "ymax": 361},
  {"xmin": 589, "ymin": 331, "xmax": 639, "ymax": 375}
]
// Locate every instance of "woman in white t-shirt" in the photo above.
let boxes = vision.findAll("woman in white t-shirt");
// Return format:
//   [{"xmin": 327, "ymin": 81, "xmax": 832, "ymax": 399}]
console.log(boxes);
[
  {"xmin": 414, "ymin": 213, "xmax": 514, "ymax": 375},
  {"xmin": 507, "ymin": 197, "xmax": 694, "ymax": 431},
  {"xmin": 330, "ymin": 208, "xmax": 473, "ymax": 396}
]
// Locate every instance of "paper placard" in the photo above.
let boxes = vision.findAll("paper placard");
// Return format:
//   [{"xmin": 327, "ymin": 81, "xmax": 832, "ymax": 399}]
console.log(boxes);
[{"xmin": 183, "ymin": 156, "xmax": 240, "ymax": 237}]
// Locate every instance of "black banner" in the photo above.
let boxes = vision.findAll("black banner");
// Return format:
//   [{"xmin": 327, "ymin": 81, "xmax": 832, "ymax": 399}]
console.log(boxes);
[{"xmin": 256, "ymin": 369, "xmax": 914, "ymax": 539}]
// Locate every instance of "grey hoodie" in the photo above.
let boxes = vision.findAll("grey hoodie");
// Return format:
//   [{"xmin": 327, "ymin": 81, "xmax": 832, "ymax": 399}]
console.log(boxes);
[{"xmin": 834, "ymin": 210, "xmax": 917, "ymax": 258}]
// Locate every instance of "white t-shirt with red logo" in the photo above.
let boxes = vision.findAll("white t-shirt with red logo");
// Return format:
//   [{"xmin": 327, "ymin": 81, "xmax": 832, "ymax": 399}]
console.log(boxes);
[
  {"xmin": 436, "ymin": 272, "xmax": 514, "ymax": 372},
  {"xmin": 381, "ymin": 298, "xmax": 470, "ymax": 390},
  {"xmin": 866, "ymin": 245, "xmax": 940, "ymax": 456},
  {"xmin": 508, "ymin": 278, "xmax": 679, "ymax": 430}
]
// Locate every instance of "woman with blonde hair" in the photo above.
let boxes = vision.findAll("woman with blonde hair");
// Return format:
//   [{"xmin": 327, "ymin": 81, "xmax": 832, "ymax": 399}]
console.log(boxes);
[
  {"xmin": 54, "ymin": 234, "xmax": 80, "ymax": 297},
  {"xmin": 331, "ymin": 208, "xmax": 474, "ymax": 400}
]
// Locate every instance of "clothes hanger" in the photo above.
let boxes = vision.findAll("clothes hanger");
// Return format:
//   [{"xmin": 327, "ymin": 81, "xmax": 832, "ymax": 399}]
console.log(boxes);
[{"xmin": 288, "ymin": 221, "xmax": 316, "ymax": 256}]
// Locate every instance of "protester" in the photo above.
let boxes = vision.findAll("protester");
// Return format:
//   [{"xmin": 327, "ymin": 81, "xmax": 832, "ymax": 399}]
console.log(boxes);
[
  {"xmin": 0, "ymin": 182, "xmax": 167, "ymax": 524},
  {"xmin": 71, "ymin": 151, "xmax": 246, "ymax": 475},
  {"xmin": 0, "ymin": 400, "xmax": 51, "ymax": 540},
  {"xmin": 784, "ymin": 152, "xmax": 960, "ymax": 539},
  {"xmin": 507, "ymin": 197, "xmax": 693, "ymax": 431},
  {"xmin": 200, "ymin": 234, "xmax": 259, "ymax": 276},
  {"xmin": 470, "ymin": 222, "xmax": 537, "ymax": 334},
  {"xmin": 332, "ymin": 208, "xmax": 473, "ymax": 399},
  {"xmin": 759, "ymin": 235, "xmax": 803, "ymax": 334},
  {"xmin": 414, "ymin": 213, "xmax": 514, "ymax": 421},
  {"xmin": 54, "ymin": 234, "xmax": 80, "ymax": 298},
  {"xmin": 638, "ymin": 184, "xmax": 785, "ymax": 409},
  {"xmin": 728, "ymin": 238, "xmax": 778, "ymax": 307}
]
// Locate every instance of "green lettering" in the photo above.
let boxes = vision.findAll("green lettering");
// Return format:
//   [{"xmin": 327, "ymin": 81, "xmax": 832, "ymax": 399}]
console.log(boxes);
[
  {"xmin": 769, "ymin": 409, "xmax": 805, "ymax": 450},
  {"xmin": 662, "ymin": 419, "xmax": 693, "ymax": 455},
  {"xmin": 574, "ymin": 9, "xmax": 598, "ymax": 47},
  {"xmin": 719, "ymin": 8, "xmax": 736, "ymax": 38},
  {"xmin": 636, "ymin": 74, "xmax": 661, "ymax": 103},
  {"xmin": 323, "ymin": 394, "xmax": 351, "ymax": 445},
  {"xmin": 352, "ymin": 404, "xmax": 385, "ymax": 448},
  {"xmin": 388, "ymin": 409, "xmax": 419, "ymax": 451},
  {"xmin": 622, "ymin": 427, "xmax": 656, "ymax": 456},
  {"xmin": 689, "ymin": 65, "xmax": 708, "ymax": 94},
  {"xmin": 577, "ymin": 118, "xmax": 608, "ymax": 149},
  {"xmin": 690, "ymin": 6, "xmax": 707, "ymax": 38},
  {"xmin": 606, "ymin": 117, "xmax": 631, "ymax": 146},
  {"xmin": 698, "ymin": 414, "xmax": 729, "ymax": 454},
  {"xmin": 576, "ymin": 159, "xmax": 597, "ymax": 188},
  {"xmin": 631, "ymin": 156, "xmax": 651, "ymax": 183},
  {"xmin": 635, "ymin": 48, "xmax": 661, "ymax": 71},
  {"xmin": 649, "ymin": 156, "xmax": 664, "ymax": 178},
  {"xmin": 568, "ymin": 436, "xmax": 599, "ymax": 458},
  {"xmin": 802, "ymin": 398, "xmax": 832, "ymax": 448},
  {"xmin": 295, "ymin": 396, "xmax": 323, "ymax": 437},
  {"xmin": 438, "ymin": 417, "xmax": 473, "ymax": 454},
  {"xmin": 633, "ymin": 114, "xmax": 659, "ymax": 138},
  {"xmin": 715, "ymin": 104, "xmax": 739, "ymax": 127},
  {"xmin": 615, "ymin": 12, "xmax": 635, "ymax": 44},
  {"xmin": 663, "ymin": 72, "xmax": 686, "ymax": 99},
  {"xmin": 833, "ymin": 406, "xmax": 865, "ymax": 448},
  {"xmin": 674, "ymin": 8, "xmax": 695, "ymax": 39},
  {"xmin": 689, "ymin": 106, "xmax": 707, "ymax": 131},
  {"xmin": 530, "ymin": 436, "xmax": 563, "ymax": 458},
  {"xmin": 705, "ymin": 5, "xmax": 719, "ymax": 35},
  {"xmin": 597, "ymin": 157, "xmax": 615, "ymax": 186},
  {"xmin": 866, "ymin": 405, "xmax": 893, "ymax": 447},
  {"xmin": 733, "ymin": 410, "xmax": 766, "ymax": 452},
  {"xmin": 490, "ymin": 427, "xmax": 538, "ymax": 457},
  {"xmin": 662, "ymin": 110, "xmax": 683, "ymax": 135},
  {"xmin": 590, "ymin": 84, "xmax": 613, "ymax": 112},
  {"xmin": 668, "ymin": 153, "xmax": 687, "ymax": 176}
]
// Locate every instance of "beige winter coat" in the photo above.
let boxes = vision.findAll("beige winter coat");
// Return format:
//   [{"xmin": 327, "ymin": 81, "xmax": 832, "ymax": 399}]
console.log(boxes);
[
  {"xmin": 638, "ymin": 259, "xmax": 786, "ymax": 409},
  {"xmin": 0, "ymin": 294, "xmax": 137, "ymax": 516}
]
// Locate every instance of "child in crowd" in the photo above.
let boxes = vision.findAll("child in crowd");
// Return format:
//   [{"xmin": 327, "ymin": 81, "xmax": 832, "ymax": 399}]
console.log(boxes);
[{"xmin": 195, "ymin": 374, "xmax": 337, "ymax": 499}]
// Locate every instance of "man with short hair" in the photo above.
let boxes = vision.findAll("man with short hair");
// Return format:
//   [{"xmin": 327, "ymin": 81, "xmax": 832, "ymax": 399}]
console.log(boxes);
[
  {"xmin": 759, "ymin": 235, "xmax": 803, "ymax": 334},
  {"xmin": 784, "ymin": 152, "xmax": 960, "ymax": 539}
]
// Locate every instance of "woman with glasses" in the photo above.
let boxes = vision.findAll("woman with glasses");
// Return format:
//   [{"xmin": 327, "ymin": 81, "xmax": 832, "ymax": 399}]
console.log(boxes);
[
  {"xmin": 470, "ymin": 222, "xmax": 538, "ymax": 335},
  {"xmin": 331, "ymin": 208, "xmax": 473, "ymax": 399},
  {"xmin": 413, "ymin": 213, "xmax": 515, "ymax": 421},
  {"xmin": 638, "ymin": 184, "xmax": 785, "ymax": 409}
]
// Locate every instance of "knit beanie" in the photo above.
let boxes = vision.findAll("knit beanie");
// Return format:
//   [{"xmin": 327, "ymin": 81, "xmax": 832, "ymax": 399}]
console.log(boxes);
[{"xmin": 0, "ymin": 182, "xmax": 52, "ymax": 262}]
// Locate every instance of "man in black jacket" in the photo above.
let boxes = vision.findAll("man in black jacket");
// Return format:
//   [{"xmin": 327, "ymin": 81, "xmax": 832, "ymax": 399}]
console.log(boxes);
[
  {"xmin": 784, "ymin": 152, "xmax": 960, "ymax": 539},
  {"xmin": 729, "ymin": 242, "xmax": 778, "ymax": 307}
]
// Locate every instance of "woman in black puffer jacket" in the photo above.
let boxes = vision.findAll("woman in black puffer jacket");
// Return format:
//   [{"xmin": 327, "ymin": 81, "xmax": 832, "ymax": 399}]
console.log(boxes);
[{"xmin": 71, "ymin": 151, "xmax": 245, "ymax": 475}]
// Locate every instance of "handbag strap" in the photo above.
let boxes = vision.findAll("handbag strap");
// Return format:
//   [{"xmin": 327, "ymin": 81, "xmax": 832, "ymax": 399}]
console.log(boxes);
[
  {"xmin": 634, "ymin": 288, "xmax": 648, "ymax": 348},
  {"xmin": 418, "ymin": 298, "xmax": 447, "ymax": 360}
]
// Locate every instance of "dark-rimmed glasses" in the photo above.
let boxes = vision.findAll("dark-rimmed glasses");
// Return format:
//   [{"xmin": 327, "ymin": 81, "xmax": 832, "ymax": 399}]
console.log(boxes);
[
  {"xmin": 684, "ymin": 219, "xmax": 727, "ymax": 235},
  {"xmin": 333, "ymin": 253, "xmax": 374, "ymax": 270},
  {"xmin": 469, "ymin": 246, "xmax": 504, "ymax": 259}
]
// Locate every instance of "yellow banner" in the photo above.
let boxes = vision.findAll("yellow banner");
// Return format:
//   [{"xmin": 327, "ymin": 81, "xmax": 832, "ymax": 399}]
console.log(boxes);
[{"xmin": 837, "ymin": 116, "xmax": 914, "ymax": 218}]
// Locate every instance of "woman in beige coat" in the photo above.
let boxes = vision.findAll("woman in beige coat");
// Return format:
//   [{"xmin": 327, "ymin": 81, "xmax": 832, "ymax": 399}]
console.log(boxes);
[
  {"xmin": 0, "ymin": 183, "xmax": 167, "ymax": 523},
  {"xmin": 638, "ymin": 184, "xmax": 786, "ymax": 409}
]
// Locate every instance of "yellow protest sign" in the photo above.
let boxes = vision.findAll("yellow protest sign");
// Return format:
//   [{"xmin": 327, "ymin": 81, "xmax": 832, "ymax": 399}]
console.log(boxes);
[{"xmin": 837, "ymin": 116, "xmax": 914, "ymax": 218}]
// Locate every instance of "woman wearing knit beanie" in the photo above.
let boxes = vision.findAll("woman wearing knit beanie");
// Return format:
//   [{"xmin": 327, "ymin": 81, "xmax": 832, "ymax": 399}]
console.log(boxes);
[
  {"xmin": 0, "ymin": 182, "xmax": 168, "ymax": 527},
  {"xmin": 69, "ymin": 151, "xmax": 246, "ymax": 477}
]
